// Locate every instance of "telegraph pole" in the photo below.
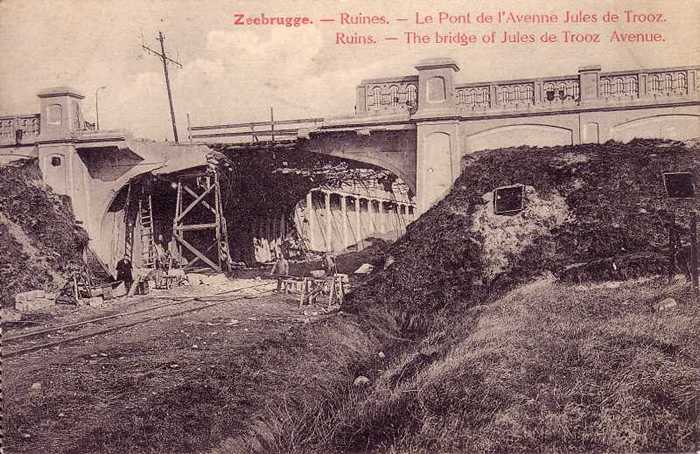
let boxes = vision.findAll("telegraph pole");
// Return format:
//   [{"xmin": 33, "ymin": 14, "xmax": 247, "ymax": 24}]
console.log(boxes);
[{"xmin": 142, "ymin": 31, "xmax": 182, "ymax": 143}]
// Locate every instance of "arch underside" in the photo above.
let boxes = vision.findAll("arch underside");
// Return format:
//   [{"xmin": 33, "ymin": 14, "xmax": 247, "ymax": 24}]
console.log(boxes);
[
  {"xmin": 465, "ymin": 123, "xmax": 574, "ymax": 154},
  {"xmin": 611, "ymin": 114, "xmax": 700, "ymax": 142}
]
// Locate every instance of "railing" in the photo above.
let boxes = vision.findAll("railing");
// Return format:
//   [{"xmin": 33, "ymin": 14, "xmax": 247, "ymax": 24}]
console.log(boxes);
[
  {"xmin": 188, "ymin": 117, "xmax": 324, "ymax": 143},
  {"xmin": 0, "ymin": 113, "xmax": 40, "ymax": 142},
  {"xmin": 355, "ymin": 64, "xmax": 698, "ymax": 116},
  {"xmin": 355, "ymin": 76, "xmax": 418, "ymax": 115}
]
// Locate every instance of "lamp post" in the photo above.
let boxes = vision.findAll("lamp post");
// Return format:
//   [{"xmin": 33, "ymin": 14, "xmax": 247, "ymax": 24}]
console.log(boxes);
[{"xmin": 95, "ymin": 86, "xmax": 107, "ymax": 130}]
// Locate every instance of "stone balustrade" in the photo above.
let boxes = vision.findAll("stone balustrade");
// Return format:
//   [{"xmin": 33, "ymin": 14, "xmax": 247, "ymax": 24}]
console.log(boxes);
[
  {"xmin": 355, "ymin": 64, "xmax": 699, "ymax": 117},
  {"xmin": 355, "ymin": 75, "xmax": 419, "ymax": 116},
  {"xmin": 0, "ymin": 113, "xmax": 41, "ymax": 143}
]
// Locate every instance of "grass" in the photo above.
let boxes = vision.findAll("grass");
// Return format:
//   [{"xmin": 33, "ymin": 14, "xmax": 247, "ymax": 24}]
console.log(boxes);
[{"xmin": 258, "ymin": 277, "xmax": 698, "ymax": 454}]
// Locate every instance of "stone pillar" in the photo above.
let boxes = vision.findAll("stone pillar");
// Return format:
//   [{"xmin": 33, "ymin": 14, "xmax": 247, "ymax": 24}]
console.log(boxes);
[
  {"xmin": 413, "ymin": 58, "xmax": 460, "ymax": 119},
  {"xmin": 356, "ymin": 85, "xmax": 367, "ymax": 114},
  {"xmin": 416, "ymin": 120, "xmax": 460, "ymax": 214},
  {"xmin": 340, "ymin": 195, "xmax": 348, "ymax": 249},
  {"xmin": 688, "ymin": 69, "xmax": 697, "ymax": 95},
  {"xmin": 412, "ymin": 58, "xmax": 462, "ymax": 215},
  {"xmin": 578, "ymin": 65, "xmax": 602, "ymax": 104},
  {"xmin": 324, "ymin": 191, "xmax": 332, "ymax": 252},
  {"xmin": 306, "ymin": 191, "xmax": 316, "ymax": 251},
  {"xmin": 38, "ymin": 87, "xmax": 85, "ymax": 139}
]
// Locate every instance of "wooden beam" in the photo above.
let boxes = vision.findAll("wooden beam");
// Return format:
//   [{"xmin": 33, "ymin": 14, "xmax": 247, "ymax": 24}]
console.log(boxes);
[
  {"xmin": 186, "ymin": 241, "xmax": 218, "ymax": 269},
  {"xmin": 173, "ymin": 233, "xmax": 220, "ymax": 271},
  {"xmin": 175, "ymin": 184, "xmax": 214, "ymax": 222},
  {"xmin": 175, "ymin": 223, "xmax": 217, "ymax": 231},
  {"xmin": 183, "ymin": 184, "xmax": 216, "ymax": 215}
]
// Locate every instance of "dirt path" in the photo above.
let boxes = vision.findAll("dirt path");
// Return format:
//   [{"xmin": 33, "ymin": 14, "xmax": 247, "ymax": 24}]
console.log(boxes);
[{"xmin": 3, "ymin": 281, "xmax": 314, "ymax": 454}]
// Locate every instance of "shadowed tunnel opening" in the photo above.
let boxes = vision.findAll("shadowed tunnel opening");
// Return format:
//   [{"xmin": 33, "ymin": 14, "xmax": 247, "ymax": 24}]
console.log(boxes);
[
  {"xmin": 102, "ymin": 144, "xmax": 415, "ymax": 271},
  {"xmin": 216, "ymin": 144, "xmax": 415, "ymax": 265}
]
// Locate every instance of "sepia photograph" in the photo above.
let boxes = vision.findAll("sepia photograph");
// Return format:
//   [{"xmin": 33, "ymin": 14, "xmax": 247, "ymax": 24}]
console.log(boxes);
[{"xmin": 0, "ymin": 0, "xmax": 698, "ymax": 453}]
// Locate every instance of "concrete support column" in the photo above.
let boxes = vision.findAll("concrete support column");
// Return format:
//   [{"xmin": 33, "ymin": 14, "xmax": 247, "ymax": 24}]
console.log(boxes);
[
  {"xmin": 371, "ymin": 200, "xmax": 378, "ymax": 233},
  {"xmin": 416, "ymin": 121, "xmax": 460, "ymax": 214},
  {"xmin": 324, "ymin": 191, "xmax": 332, "ymax": 252},
  {"xmin": 341, "ymin": 195, "xmax": 348, "ymax": 249},
  {"xmin": 378, "ymin": 200, "xmax": 385, "ymax": 233},
  {"xmin": 355, "ymin": 197, "xmax": 361, "ymax": 249},
  {"xmin": 306, "ymin": 191, "xmax": 316, "ymax": 250}
]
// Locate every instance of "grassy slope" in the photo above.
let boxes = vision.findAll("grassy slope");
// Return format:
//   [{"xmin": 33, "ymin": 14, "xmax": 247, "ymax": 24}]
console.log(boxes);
[
  {"xmin": 256, "ymin": 140, "xmax": 699, "ymax": 453},
  {"xmin": 0, "ymin": 159, "xmax": 89, "ymax": 307},
  {"xmin": 331, "ymin": 278, "xmax": 698, "ymax": 453}
]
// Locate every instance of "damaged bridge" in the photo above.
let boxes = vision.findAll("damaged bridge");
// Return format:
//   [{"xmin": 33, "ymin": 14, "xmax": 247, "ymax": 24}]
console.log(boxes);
[{"xmin": 2, "ymin": 59, "xmax": 698, "ymax": 273}]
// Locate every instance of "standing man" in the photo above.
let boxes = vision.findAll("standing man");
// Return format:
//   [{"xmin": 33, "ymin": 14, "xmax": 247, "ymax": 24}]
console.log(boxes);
[
  {"xmin": 116, "ymin": 255, "xmax": 134, "ymax": 295},
  {"xmin": 271, "ymin": 242, "xmax": 290, "ymax": 292},
  {"xmin": 323, "ymin": 252, "xmax": 337, "ymax": 276}
]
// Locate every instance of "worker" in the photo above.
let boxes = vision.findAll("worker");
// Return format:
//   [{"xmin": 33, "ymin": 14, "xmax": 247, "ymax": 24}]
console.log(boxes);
[
  {"xmin": 154, "ymin": 235, "xmax": 169, "ymax": 288},
  {"xmin": 271, "ymin": 244, "xmax": 290, "ymax": 292},
  {"xmin": 323, "ymin": 252, "xmax": 337, "ymax": 276},
  {"xmin": 115, "ymin": 255, "xmax": 134, "ymax": 294}
]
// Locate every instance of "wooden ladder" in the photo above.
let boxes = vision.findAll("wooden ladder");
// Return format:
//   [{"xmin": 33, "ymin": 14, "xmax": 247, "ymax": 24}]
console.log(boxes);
[{"xmin": 138, "ymin": 195, "xmax": 156, "ymax": 268}]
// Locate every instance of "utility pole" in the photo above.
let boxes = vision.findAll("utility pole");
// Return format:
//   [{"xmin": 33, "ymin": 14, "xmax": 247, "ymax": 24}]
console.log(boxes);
[{"xmin": 142, "ymin": 31, "xmax": 182, "ymax": 143}]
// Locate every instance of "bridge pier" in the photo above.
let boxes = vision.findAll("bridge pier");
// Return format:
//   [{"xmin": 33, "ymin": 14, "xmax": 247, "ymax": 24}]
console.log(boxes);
[{"xmin": 301, "ymin": 186, "xmax": 415, "ymax": 253}]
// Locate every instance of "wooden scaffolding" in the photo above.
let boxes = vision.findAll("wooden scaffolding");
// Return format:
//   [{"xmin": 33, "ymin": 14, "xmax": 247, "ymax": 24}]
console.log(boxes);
[{"xmin": 172, "ymin": 169, "xmax": 232, "ymax": 272}]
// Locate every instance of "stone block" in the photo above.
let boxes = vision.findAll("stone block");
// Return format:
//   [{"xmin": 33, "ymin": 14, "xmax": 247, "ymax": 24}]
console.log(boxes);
[
  {"xmin": 14, "ymin": 290, "xmax": 46, "ymax": 304},
  {"xmin": 86, "ymin": 296, "xmax": 103, "ymax": 307},
  {"xmin": 654, "ymin": 297, "xmax": 678, "ymax": 312},
  {"xmin": 15, "ymin": 297, "xmax": 52, "ymax": 312},
  {"xmin": 0, "ymin": 308, "xmax": 23, "ymax": 323}
]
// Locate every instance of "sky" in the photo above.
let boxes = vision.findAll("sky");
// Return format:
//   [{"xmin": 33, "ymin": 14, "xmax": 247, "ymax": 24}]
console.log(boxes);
[{"xmin": 1, "ymin": 0, "xmax": 698, "ymax": 140}]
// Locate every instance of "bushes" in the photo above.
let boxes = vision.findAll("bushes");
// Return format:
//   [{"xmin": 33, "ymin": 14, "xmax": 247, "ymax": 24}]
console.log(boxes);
[{"xmin": 345, "ymin": 139, "xmax": 699, "ymax": 337}]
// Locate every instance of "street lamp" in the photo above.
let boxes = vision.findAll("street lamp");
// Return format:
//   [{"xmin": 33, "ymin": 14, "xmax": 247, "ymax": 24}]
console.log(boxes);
[{"xmin": 95, "ymin": 86, "xmax": 107, "ymax": 130}]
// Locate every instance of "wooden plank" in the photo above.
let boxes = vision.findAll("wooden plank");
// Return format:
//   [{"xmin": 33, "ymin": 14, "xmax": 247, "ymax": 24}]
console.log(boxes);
[
  {"xmin": 174, "ymin": 233, "xmax": 220, "ymax": 271},
  {"xmin": 175, "ymin": 223, "xmax": 217, "ymax": 231},
  {"xmin": 189, "ymin": 117, "xmax": 324, "ymax": 131}
]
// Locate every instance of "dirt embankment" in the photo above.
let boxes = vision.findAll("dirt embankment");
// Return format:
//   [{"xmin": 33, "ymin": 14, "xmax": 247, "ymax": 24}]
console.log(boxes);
[
  {"xmin": 347, "ymin": 139, "xmax": 699, "ymax": 335},
  {"xmin": 238, "ymin": 139, "xmax": 699, "ymax": 453},
  {"xmin": 0, "ymin": 159, "xmax": 89, "ymax": 307}
]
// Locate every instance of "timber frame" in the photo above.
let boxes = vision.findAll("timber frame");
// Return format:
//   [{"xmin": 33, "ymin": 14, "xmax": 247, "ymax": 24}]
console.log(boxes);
[{"xmin": 172, "ymin": 168, "xmax": 232, "ymax": 272}]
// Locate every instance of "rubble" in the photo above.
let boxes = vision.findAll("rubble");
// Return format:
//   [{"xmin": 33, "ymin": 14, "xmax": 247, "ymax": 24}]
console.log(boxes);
[
  {"xmin": 14, "ymin": 290, "xmax": 54, "ymax": 312},
  {"xmin": 353, "ymin": 376, "xmax": 370, "ymax": 386},
  {"xmin": 1, "ymin": 308, "xmax": 23, "ymax": 323},
  {"xmin": 654, "ymin": 297, "xmax": 678, "ymax": 312},
  {"xmin": 353, "ymin": 263, "xmax": 374, "ymax": 274}
]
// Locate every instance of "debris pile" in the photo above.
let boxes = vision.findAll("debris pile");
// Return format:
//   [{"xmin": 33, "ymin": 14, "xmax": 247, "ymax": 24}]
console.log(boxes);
[
  {"xmin": 345, "ymin": 139, "xmax": 699, "ymax": 335},
  {"xmin": 0, "ymin": 159, "xmax": 90, "ymax": 308}
]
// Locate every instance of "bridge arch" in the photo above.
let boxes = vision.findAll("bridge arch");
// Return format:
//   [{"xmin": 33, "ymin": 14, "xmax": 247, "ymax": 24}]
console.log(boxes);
[
  {"xmin": 610, "ymin": 114, "xmax": 700, "ymax": 142},
  {"xmin": 463, "ymin": 123, "xmax": 574, "ymax": 155}
]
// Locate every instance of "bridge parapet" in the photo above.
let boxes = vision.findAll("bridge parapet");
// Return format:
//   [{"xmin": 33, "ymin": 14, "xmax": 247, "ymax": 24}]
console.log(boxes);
[
  {"xmin": 355, "ymin": 75, "xmax": 419, "ymax": 116},
  {"xmin": 0, "ymin": 113, "xmax": 41, "ymax": 144},
  {"xmin": 353, "ymin": 64, "xmax": 699, "ymax": 117}
]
